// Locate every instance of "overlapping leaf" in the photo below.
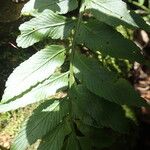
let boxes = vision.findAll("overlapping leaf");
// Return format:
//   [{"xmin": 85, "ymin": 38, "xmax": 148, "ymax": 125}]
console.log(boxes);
[
  {"xmin": 84, "ymin": 0, "xmax": 150, "ymax": 31},
  {"xmin": 66, "ymin": 133, "xmax": 92, "ymax": 150},
  {"xmin": 71, "ymin": 96, "xmax": 98, "ymax": 127},
  {"xmin": 1, "ymin": 1, "xmax": 149, "ymax": 150},
  {"xmin": 22, "ymin": 0, "xmax": 78, "ymax": 15},
  {"xmin": 77, "ymin": 20, "xmax": 144, "ymax": 63},
  {"xmin": 17, "ymin": 9, "xmax": 75, "ymax": 48},
  {"xmin": 2, "ymin": 45, "xmax": 66, "ymax": 103},
  {"xmin": 38, "ymin": 121, "xmax": 71, "ymax": 150},
  {"xmin": 71, "ymin": 85, "xmax": 130, "ymax": 132},
  {"xmin": 11, "ymin": 98, "xmax": 69, "ymax": 150},
  {"xmin": 77, "ymin": 123, "xmax": 116, "ymax": 149},
  {"xmin": 74, "ymin": 52, "xmax": 147, "ymax": 107},
  {"xmin": 0, "ymin": 72, "xmax": 69, "ymax": 112}
]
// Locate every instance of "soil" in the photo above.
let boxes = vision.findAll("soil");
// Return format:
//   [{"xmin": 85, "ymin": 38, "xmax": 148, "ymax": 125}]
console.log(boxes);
[
  {"xmin": 132, "ymin": 63, "xmax": 150, "ymax": 150},
  {"xmin": 132, "ymin": 29, "xmax": 150, "ymax": 150}
]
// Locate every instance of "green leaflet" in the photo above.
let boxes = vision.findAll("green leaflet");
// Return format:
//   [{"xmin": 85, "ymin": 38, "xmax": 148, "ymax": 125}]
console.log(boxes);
[
  {"xmin": 11, "ymin": 98, "xmax": 69, "ymax": 150},
  {"xmin": 2, "ymin": 45, "xmax": 66, "ymax": 103},
  {"xmin": 78, "ymin": 137, "xmax": 92, "ymax": 150},
  {"xmin": 17, "ymin": 9, "xmax": 75, "ymax": 48},
  {"xmin": 72, "ymin": 101, "xmax": 98, "ymax": 128},
  {"xmin": 70, "ymin": 85, "xmax": 130, "ymax": 133},
  {"xmin": 84, "ymin": 0, "xmax": 150, "ymax": 31},
  {"xmin": 0, "ymin": 72, "xmax": 69, "ymax": 112},
  {"xmin": 138, "ymin": 0, "xmax": 145, "ymax": 5},
  {"xmin": 77, "ymin": 122, "xmax": 116, "ymax": 149},
  {"xmin": 71, "ymin": 90, "xmax": 98, "ymax": 127},
  {"xmin": 22, "ymin": 0, "xmax": 78, "ymax": 15},
  {"xmin": 74, "ymin": 52, "xmax": 147, "ymax": 107},
  {"xmin": 77, "ymin": 20, "xmax": 144, "ymax": 63},
  {"xmin": 66, "ymin": 133, "xmax": 92, "ymax": 150},
  {"xmin": 38, "ymin": 121, "xmax": 71, "ymax": 150},
  {"xmin": 1, "ymin": 1, "xmax": 149, "ymax": 150},
  {"xmin": 66, "ymin": 134, "xmax": 80, "ymax": 150}
]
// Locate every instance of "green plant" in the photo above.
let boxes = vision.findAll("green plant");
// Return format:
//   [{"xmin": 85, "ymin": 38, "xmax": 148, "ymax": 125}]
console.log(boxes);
[
  {"xmin": 128, "ymin": 0, "xmax": 150, "ymax": 13},
  {"xmin": 128, "ymin": 0, "xmax": 150, "ymax": 21},
  {"xmin": 0, "ymin": 0, "xmax": 150, "ymax": 149}
]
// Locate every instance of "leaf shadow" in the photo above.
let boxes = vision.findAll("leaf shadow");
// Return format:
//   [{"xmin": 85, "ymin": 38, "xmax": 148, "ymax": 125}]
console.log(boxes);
[{"xmin": 20, "ymin": 98, "xmax": 68, "ymax": 149}]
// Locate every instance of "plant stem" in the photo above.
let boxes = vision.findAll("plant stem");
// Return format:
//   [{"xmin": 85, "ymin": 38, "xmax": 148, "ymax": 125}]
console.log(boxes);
[
  {"xmin": 69, "ymin": 10, "xmax": 83, "ymax": 88},
  {"xmin": 68, "ymin": 6, "xmax": 84, "ymax": 133},
  {"xmin": 129, "ymin": 1, "xmax": 150, "ymax": 13}
]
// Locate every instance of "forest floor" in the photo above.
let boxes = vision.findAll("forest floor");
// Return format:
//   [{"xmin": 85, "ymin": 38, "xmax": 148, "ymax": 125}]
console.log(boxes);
[
  {"xmin": 0, "ymin": 39, "xmax": 37, "ymax": 150},
  {"xmin": 133, "ymin": 63, "xmax": 150, "ymax": 150}
]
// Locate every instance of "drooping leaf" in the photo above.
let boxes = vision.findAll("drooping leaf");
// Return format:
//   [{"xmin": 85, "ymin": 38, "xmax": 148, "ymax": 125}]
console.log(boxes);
[
  {"xmin": 70, "ymin": 85, "xmax": 130, "ymax": 132},
  {"xmin": 11, "ymin": 98, "xmax": 69, "ymax": 150},
  {"xmin": 84, "ymin": 0, "xmax": 150, "ymax": 31},
  {"xmin": 17, "ymin": 9, "xmax": 75, "ymax": 48},
  {"xmin": 2, "ymin": 45, "xmax": 66, "ymax": 103},
  {"xmin": 0, "ymin": 72, "xmax": 69, "ymax": 112},
  {"xmin": 22, "ymin": 0, "xmax": 78, "ymax": 15},
  {"xmin": 37, "ymin": 121, "xmax": 71, "ymax": 150},
  {"xmin": 74, "ymin": 52, "xmax": 147, "ymax": 107},
  {"xmin": 77, "ymin": 20, "xmax": 144, "ymax": 63}
]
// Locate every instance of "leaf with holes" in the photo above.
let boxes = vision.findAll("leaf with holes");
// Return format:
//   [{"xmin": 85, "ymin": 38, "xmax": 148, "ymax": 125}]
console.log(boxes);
[
  {"xmin": 17, "ymin": 9, "xmax": 75, "ymax": 48},
  {"xmin": 84, "ymin": 0, "xmax": 150, "ymax": 31}
]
